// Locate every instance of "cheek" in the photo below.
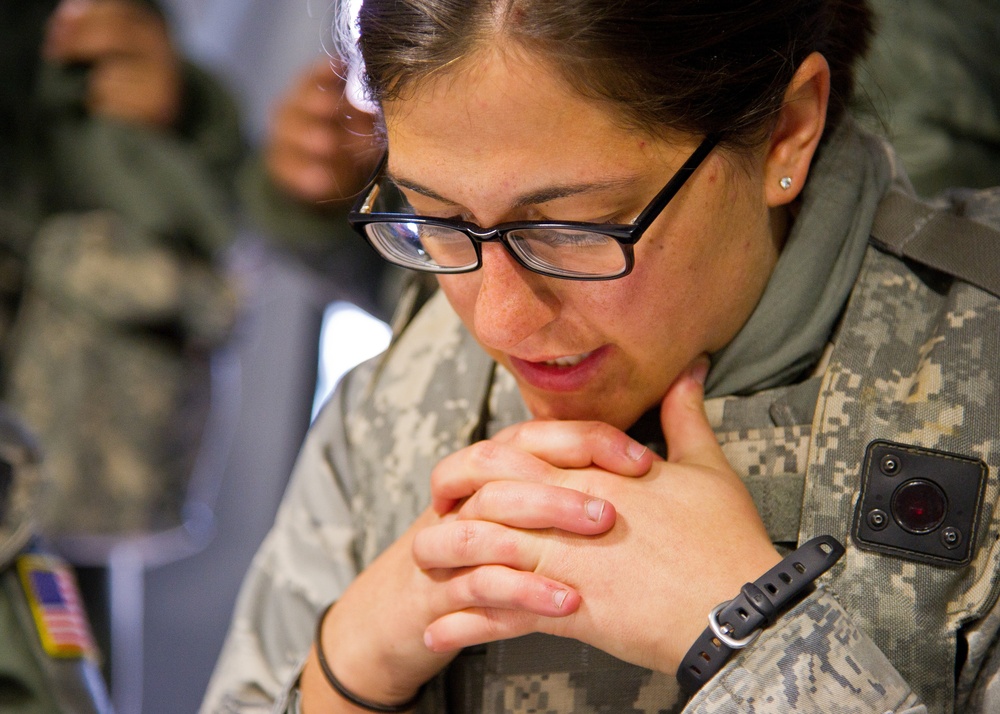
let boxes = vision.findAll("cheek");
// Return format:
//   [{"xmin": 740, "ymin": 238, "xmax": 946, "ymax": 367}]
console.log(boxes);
[
  {"xmin": 620, "ymin": 209, "xmax": 768, "ymax": 359},
  {"xmin": 624, "ymin": 236, "xmax": 706, "ymax": 331},
  {"xmin": 436, "ymin": 274, "xmax": 478, "ymax": 322}
]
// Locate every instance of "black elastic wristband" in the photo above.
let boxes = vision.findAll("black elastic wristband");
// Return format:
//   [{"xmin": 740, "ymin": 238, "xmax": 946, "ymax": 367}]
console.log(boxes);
[
  {"xmin": 314, "ymin": 602, "xmax": 425, "ymax": 713},
  {"xmin": 676, "ymin": 535, "xmax": 845, "ymax": 694}
]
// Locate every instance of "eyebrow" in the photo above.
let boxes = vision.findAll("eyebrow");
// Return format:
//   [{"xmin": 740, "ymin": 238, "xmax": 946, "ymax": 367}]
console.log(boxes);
[{"xmin": 386, "ymin": 171, "xmax": 642, "ymax": 209}]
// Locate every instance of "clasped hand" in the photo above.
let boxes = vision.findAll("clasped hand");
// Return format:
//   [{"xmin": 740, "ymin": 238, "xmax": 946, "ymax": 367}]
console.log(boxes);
[
  {"xmin": 307, "ymin": 362, "xmax": 781, "ymax": 708},
  {"xmin": 415, "ymin": 360, "xmax": 782, "ymax": 675}
]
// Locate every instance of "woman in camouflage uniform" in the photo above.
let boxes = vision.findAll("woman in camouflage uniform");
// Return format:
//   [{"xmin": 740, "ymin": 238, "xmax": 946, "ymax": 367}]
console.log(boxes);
[{"xmin": 204, "ymin": 1, "xmax": 1000, "ymax": 712}]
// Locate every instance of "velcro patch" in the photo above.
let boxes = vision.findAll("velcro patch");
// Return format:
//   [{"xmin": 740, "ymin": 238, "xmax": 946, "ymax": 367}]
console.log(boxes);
[{"xmin": 16, "ymin": 554, "xmax": 97, "ymax": 659}]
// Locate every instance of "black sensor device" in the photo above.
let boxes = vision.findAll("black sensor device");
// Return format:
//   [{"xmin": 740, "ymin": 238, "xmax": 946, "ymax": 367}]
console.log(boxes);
[{"xmin": 853, "ymin": 439, "xmax": 989, "ymax": 567}]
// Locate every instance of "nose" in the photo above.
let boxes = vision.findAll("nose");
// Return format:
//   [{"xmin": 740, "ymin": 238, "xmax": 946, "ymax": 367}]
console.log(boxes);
[{"xmin": 472, "ymin": 243, "xmax": 558, "ymax": 352}]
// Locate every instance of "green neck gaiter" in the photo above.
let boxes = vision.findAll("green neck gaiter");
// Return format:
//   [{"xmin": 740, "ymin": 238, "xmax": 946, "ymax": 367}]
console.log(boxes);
[{"xmin": 706, "ymin": 120, "xmax": 897, "ymax": 397}]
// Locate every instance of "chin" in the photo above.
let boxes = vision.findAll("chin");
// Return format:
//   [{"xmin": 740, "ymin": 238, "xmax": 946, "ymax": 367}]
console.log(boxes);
[{"xmin": 523, "ymin": 393, "xmax": 642, "ymax": 431}]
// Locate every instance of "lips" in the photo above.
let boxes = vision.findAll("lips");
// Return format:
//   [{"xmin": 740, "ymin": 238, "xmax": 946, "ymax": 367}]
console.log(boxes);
[{"xmin": 508, "ymin": 347, "xmax": 607, "ymax": 392}]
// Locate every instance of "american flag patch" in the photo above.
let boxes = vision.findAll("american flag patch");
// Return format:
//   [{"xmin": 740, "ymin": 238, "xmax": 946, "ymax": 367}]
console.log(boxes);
[{"xmin": 16, "ymin": 554, "xmax": 97, "ymax": 659}]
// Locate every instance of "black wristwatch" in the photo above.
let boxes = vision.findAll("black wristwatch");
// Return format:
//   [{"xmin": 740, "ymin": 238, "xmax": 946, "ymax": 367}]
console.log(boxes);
[{"xmin": 676, "ymin": 535, "xmax": 845, "ymax": 694}]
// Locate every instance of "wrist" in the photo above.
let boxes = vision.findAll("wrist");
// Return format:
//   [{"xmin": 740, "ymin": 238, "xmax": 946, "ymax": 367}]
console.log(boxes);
[
  {"xmin": 671, "ymin": 543, "xmax": 782, "ymax": 670},
  {"xmin": 676, "ymin": 536, "xmax": 845, "ymax": 693},
  {"xmin": 312, "ymin": 602, "xmax": 426, "ymax": 712}
]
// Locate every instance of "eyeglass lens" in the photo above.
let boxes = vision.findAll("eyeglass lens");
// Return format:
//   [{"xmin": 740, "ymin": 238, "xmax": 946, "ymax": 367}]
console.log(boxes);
[{"xmin": 363, "ymin": 221, "xmax": 627, "ymax": 277}]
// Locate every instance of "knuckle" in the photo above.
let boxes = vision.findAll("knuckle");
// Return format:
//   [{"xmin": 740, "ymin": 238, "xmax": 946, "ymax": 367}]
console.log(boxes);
[
  {"xmin": 452, "ymin": 567, "xmax": 488, "ymax": 604},
  {"xmin": 507, "ymin": 575, "xmax": 537, "ymax": 610},
  {"xmin": 469, "ymin": 481, "xmax": 506, "ymax": 513},
  {"xmin": 468, "ymin": 439, "xmax": 503, "ymax": 469},
  {"xmin": 588, "ymin": 421, "xmax": 626, "ymax": 450},
  {"xmin": 428, "ymin": 461, "xmax": 448, "ymax": 494},
  {"xmin": 503, "ymin": 421, "xmax": 533, "ymax": 445},
  {"xmin": 582, "ymin": 420, "xmax": 609, "ymax": 440},
  {"xmin": 482, "ymin": 609, "xmax": 511, "ymax": 640},
  {"xmin": 452, "ymin": 521, "xmax": 479, "ymax": 559},
  {"xmin": 494, "ymin": 532, "xmax": 521, "ymax": 563}
]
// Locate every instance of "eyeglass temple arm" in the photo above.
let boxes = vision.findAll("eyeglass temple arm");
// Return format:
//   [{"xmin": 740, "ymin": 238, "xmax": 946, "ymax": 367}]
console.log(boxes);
[
  {"xmin": 632, "ymin": 134, "xmax": 720, "ymax": 229},
  {"xmin": 352, "ymin": 151, "xmax": 390, "ymax": 215}
]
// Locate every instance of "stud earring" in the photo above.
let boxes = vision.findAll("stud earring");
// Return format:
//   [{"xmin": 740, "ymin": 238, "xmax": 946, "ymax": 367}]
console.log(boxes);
[{"xmin": 779, "ymin": 176, "xmax": 793, "ymax": 190}]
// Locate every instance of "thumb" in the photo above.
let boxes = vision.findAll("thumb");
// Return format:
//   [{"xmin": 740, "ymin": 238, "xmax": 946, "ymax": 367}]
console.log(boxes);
[{"xmin": 660, "ymin": 356, "xmax": 722, "ymax": 467}]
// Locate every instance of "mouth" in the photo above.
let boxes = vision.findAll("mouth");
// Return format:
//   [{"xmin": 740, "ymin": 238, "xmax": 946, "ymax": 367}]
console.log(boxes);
[{"xmin": 508, "ymin": 347, "xmax": 606, "ymax": 393}]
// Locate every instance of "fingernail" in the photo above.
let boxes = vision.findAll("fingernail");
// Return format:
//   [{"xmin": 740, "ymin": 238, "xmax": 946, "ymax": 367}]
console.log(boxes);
[
  {"xmin": 626, "ymin": 439, "xmax": 647, "ymax": 461},
  {"xmin": 423, "ymin": 630, "xmax": 434, "ymax": 649},
  {"xmin": 690, "ymin": 357, "xmax": 710, "ymax": 386},
  {"xmin": 553, "ymin": 590, "xmax": 568, "ymax": 609},
  {"xmin": 585, "ymin": 498, "xmax": 605, "ymax": 522}
]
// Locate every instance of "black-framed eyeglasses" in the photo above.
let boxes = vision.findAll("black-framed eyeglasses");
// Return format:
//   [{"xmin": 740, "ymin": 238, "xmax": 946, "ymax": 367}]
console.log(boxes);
[{"xmin": 348, "ymin": 134, "xmax": 718, "ymax": 281}]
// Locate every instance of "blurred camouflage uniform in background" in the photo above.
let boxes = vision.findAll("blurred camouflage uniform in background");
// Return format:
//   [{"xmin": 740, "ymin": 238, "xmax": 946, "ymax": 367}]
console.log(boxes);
[
  {"xmin": 0, "ymin": 0, "xmax": 243, "ymax": 539},
  {"xmin": 854, "ymin": 0, "xmax": 1000, "ymax": 195},
  {"xmin": 0, "ymin": 405, "xmax": 112, "ymax": 713}
]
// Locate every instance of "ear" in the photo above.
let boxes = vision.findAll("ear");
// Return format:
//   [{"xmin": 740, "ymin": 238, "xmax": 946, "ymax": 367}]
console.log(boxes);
[{"xmin": 764, "ymin": 52, "xmax": 830, "ymax": 207}]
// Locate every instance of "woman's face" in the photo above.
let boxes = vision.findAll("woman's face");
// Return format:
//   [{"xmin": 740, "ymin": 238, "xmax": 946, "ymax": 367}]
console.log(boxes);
[{"xmin": 383, "ymin": 48, "xmax": 785, "ymax": 430}]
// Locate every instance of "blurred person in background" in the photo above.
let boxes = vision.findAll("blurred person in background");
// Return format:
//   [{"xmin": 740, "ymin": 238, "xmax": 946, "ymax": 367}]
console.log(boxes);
[
  {"xmin": 1, "ymin": 0, "xmax": 243, "ymax": 708},
  {"xmin": 0, "ymin": 0, "xmax": 242, "ymax": 542},
  {"xmin": 853, "ymin": 0, "xmax": 1000, "ymax": 195}
]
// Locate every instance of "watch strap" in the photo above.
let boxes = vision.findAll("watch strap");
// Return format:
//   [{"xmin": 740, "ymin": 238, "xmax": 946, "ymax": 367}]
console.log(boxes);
[{"xmin": 677, "ymin": 535, "xmax": 845, "ymax": 693}]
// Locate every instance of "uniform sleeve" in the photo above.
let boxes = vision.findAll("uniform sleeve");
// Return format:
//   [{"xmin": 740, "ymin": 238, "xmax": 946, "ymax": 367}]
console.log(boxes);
[
  {"xmin": 199, "ymin": 364, "xmax": 372, "ymax": 714},
  {"xmin": 682, "ymin": 586, "xmax": 927, "ymax": 714}
]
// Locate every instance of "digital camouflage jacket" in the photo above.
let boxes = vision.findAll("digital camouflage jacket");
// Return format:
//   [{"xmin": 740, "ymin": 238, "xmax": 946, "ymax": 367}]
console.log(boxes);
[{"xmin": 201, "ymin": 134, "xmax": 1000, "ymax": 713}]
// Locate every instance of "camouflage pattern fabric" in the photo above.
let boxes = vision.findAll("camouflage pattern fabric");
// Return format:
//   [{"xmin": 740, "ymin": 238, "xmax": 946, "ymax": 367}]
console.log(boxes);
[
  {"xmin": 201, "ymin": 164, "xmax": 1000, "ymax": 712},
  {"xmin": 4, "ymin": 210, "xmax": 236, "ymax": 536},
  {"xmin": 0, "ymin": 2, "xmax": 243, "ymax": 539},
  {"xmin": 853, "ymin": 0, "xmax": 1000, "ymax": 197},
  {"xmin": 0, "ymin": 407, "xmax": 112, "ymax": 713},
  {"xmin": 799, "ymin": 194, "xmax": 1000, "ymax": 713}
]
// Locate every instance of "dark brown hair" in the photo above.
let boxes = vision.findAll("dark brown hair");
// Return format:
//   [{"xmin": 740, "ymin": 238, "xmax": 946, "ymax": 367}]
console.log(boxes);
[{"xmin": 354, "ymin": 0, "xmax": 874, "ymax": 149}]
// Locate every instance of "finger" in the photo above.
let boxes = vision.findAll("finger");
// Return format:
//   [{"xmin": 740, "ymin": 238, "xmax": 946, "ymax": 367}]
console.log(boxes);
[
  {"xmin": 289, "ymin": 79, "xmax": 344, "ymax": 122},
  {"xmin": 423, "ymin": 567, "xmax": 579, "ymax": 652},
  {"xmin": 423, "ymin": 602, "xmax": 574, "ymax": 654},
  {"xmin": 492, "ymin": 420, "xmax": 656, "ymax": 473},
  {"xmin": 290, "ymin": 81, "xmax": 376, "ymax": 146},
  {"xmin": 435, "ymin": 565, "xmax": 578, "ymax": 619},
  {"xmin": 272, "ymin": 112, "xmax": 341, "ymax": 161},
  {"xmin": 414, "ymin": 520, "xmax": 534, "ymax": 571},
  {"xmin": 300, "ymin": 57, "xmax": 349, "ymax": 91},
  {"xmin": 414, "ymin": 491, "xmax": 611, "ymax": 570},
  {"xmin": 659, "ymin": 356, "xmax": 725, "ymax": 468},
  {"xmin": 267, "ymin": 153, "xmax": 341, "ymax": 203},
  {"xmin": 270, "ymin": 79, "xmax": 372, "ymax": 158},
  {"xmin": 46, "ymin": 1, "xmax": 167, "ymax": 62},
  {"xmin": 457, "ymin": 481, "xmax": 615, "ymax": 534},
  {"xmin": 430, "ymin": 440, "xmax": 560, "ymax": 514},
  {"xmin": 267, "ymin": 134, "xmax": 374, "ymax": 203}
]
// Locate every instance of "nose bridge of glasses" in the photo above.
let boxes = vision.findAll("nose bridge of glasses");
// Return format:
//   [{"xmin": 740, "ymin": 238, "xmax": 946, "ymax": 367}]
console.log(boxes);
[{"xmin": 465, "ymin": 225, "xmax": 504, "ymax": 242}]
